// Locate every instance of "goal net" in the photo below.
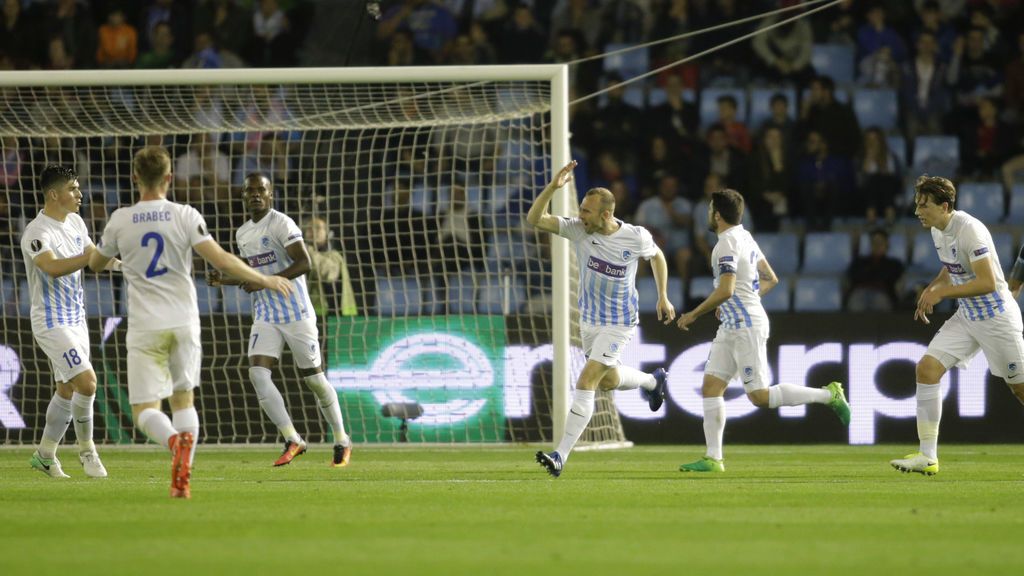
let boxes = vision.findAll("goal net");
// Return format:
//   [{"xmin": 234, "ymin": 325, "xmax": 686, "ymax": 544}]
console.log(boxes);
[{"xmin": 0, "ymin": 67, "xmax": 629, "ymax": 448}]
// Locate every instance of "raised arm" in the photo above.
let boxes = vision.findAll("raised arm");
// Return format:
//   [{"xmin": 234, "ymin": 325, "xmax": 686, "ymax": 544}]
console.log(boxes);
[
  {"xmin": 193, "ymin": 240, "xmax": 293, "ymax": 296},
  {"xmin": 649, "ymin": 247, "xmax": 677, "ymax": 324},
  {"xmin": 757, "ymin": 257, "xmax": 779, "ymax": 297},
  {"xmin": 526, "ymin": 160, "xmax": 576, "ymax": 235}
]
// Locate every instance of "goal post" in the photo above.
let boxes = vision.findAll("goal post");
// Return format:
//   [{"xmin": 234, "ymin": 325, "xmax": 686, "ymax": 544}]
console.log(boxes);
[{"xmin": 0, "ymin": 65, "xmax": 625, "ymax": 448}]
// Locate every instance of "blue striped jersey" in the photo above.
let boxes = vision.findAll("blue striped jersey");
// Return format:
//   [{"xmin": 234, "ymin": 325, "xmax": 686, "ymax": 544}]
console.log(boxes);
[
  {"xmin": 557, "ymin": 216, "xmax": 657, "ymax": 327},
  {"xmin": 236, "ymin": 210, "xmax": 313, "ymax": 324},
  {"xmin": 932, "ymin": 211, "xmax": 1018, "ymax": 321},
  {"xmin": 711, "ymin": 225, "xmax": 769, "ymax": 333},
  {"xmin": 21, "ymin": 211, "xmax": 91, "ymax": 332}
]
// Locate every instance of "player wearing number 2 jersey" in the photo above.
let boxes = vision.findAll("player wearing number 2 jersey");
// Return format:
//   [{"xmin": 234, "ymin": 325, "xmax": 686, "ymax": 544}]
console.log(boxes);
[{"xmin": 89, "ymin": 146, "xmax": 293, "ymax": 498}]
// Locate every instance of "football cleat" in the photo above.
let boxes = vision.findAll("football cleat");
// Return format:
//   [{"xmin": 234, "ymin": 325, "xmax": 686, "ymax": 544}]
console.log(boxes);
[
  {"xmin": 890, "ymin": 452, "xmax": 939, "ymax": 476},
  {"xmin": 640, "ymin": 368, "xmax": 669, "ymax": 412},
  {"xmin": 170, "ymin": 432, "xmax": 194, "ymax": 499},
  {"xmin": 273, "ymin": 440, "xmax": 307, "ymax": 467},
  {"xmin": 826, "ymin": 381, "xmax": 851, "ymax": 426},
  {"xmin": 30, "ymin": 451, "xmax": 70, "ymax": 478},
  {"xmin": 79, "ymin": 450, "xmax": 108, "ymax": 478},
  {"xmin": 331, "ymin": 444, "xmax": 352, "ymax": 468},
  {"xmin": 679, "ymin": 456, "xmax": 725, "ymax": 473},
  {"xmin": 535, "ymin": 451, "xmax": 563, "ymax": 478}
]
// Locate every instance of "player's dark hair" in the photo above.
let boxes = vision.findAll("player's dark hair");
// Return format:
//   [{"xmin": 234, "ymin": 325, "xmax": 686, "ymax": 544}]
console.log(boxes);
[
  {"xmin": 133, "ymin": 146, "xmax": 171, "ymax": 189},
  {"xmin": 915, "ymin": 175, "xmax": 956, "ymax": 211},
  {"xmin": 585, "ymin": 187, "xmax": 616, "ymax": 216},
  {"xmin": 39, "ymin": 165, "xmax": 77, "ymax": 199},
  {"xmin": 711, "ymin": 188, "xmax": 744, "ymax": 225},
  {"xmin": 717, "ymin": 95, "xmax": 737, "ymax": 108},
  {"xmin": 770, "ymin": 92, "xmax": 788, "ymax": 106},
  {"xmin": 813, "ymin": 75, "xmax": 835, "ymax": 94}
]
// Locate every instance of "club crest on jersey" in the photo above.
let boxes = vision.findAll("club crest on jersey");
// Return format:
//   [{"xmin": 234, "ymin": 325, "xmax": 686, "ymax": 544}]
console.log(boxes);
[
  {"xmin": 261, "ymin": 236, "xmax": 271, "ymax": 248},
  {"xmin": 75, "ymin": 236, "xmax": 82, "ymax": 247},
  {"xmin": 742, "ymin": 366, "xmax": 753, "ymax": 381},
  {"xmin": 622, "ymin": 249, "xmax": 631, "ymax": 261},
  {"xmin": 951, "ymin": 247, "xmax": 956, "ymax": 256},
  {"xmin": 1009, "ymin": 362, "xmax": 1019, "ymax": 374},
  {"xmin": 610, "ymin": 343, "xmax": 619, "ymax": 352}
]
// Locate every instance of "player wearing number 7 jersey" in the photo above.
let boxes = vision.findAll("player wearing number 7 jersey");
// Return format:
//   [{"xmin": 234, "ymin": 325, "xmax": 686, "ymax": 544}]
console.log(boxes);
[{"xmin": 89, "ymin": 146, "xmax": 293, "ymax": 498}]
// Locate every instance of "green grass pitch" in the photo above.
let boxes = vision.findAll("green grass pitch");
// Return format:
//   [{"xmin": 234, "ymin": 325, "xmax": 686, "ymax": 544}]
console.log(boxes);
[{"xmin": 2, "ymin": 445, "xmax": 1023, "ymax": 575}]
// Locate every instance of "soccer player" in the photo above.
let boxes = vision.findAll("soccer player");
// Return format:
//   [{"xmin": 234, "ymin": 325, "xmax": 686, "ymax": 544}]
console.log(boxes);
[
  {"xmin": 88, "ymin": 146, "xmax": 293, "ymax": 498},
  {"xmin": 891, "ymin": 176, "xmax": 1024, "ymax": 475},
  {"xmin": 21, "ymin": 165, "xmax": 117, "ymax": 479},
  {"xmin": 207, "ymin": 173, "xmax": 353, "ymax": 468},
  {"xmin": 675, "ymin": 188, "xmax": 850, "ymax": 472},
  {"xmin": 529, "ymin": 160, "xmax": 674, "ymax": 478}
]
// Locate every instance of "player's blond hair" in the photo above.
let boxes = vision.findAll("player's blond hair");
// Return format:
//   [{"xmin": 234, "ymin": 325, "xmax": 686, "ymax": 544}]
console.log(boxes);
[
  {"xmin": 585, "ymin": 187, "xmax": 615, "ymax": 216},
  {"xmin": 133, "ymin": 146, "xmax": 172, "ymax": 189},
  {"xmin": 914, "ymin": 175, "xmax": 956, "ymax": 211}
]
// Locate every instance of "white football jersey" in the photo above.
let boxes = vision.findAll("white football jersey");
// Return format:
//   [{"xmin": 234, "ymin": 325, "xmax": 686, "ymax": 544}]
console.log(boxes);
[
  {"xmin": 557, "ymin": 216, "xmax": 658, "ymax": 327},
  {"xmin": 235, "ymin": 210, "xmax": 313, "ymax": 324},
  {"xmin": 97, "ymin": 199, "xmax": 212, "ymax": 331},
  {"xmin": 711, "ymin": 225, "xmax": 769, "ymax": 333},
  {"xmin": 932, "ymin": 210, "xmax": 1018, "ymax": 321},
  {"xmin": 20, "ymin": 211, "xmax": 92, "ymax": 332}
]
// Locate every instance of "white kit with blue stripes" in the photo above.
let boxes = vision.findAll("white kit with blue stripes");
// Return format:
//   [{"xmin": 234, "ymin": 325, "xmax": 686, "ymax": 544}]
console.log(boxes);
[
  {"xmin": 236, "ymin": 210, "xmax": 313, "ymax": 324},
  {"xmin": 557, "ymin": 216, "xmax": 658, "ymax": 327},
  {"xmin": 21, "ymin": 211, "xmax": 92, "ymax": 332},
  {"xmin": 932, "ymin": 211, "xmax": 1015, "ymax": 321},
  {"xmin": 711, "ymin": 225, "xmax": 769, "ymax": 333},
  {"xmin": 98, "ymin": 199, "xmax": 212, "ymax": 331}
]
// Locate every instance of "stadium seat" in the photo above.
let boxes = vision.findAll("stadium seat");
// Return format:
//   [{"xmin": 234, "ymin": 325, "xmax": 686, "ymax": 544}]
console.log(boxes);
[
  {"xmin": 699, "ymin": 88, "xmax": 747, "ymax": 128},
  {"xmin": 0, "ymin": 278, "xmax": 17, "ymax": 317},
  {"xmin": 18, "ymin": 281, "xmax": 31, "ymax": 317},
  {"xmin": 757, "ymin": 232, "xmax": 800, "ymax": 275},
  {"xmin": 991, "ymin": 232, "xmax": 1014, "ymax": 271},
  {"xmin": 912, "ymin": 136, "xmax": 959, "ymax": 180},
  {"xmin": 477, "ymin": 275, "xmax": 525, "ymax": 315},
  {"xmin": 761, "ymin": 276, "xmax": 791, "ymax": 312},
  {"xmin": 852, "ymin": 88, "xmax": 898, "ymax": 131},
  {"xmin": 647, "ymin": 87, "xmax": 696, "ymax": 108},
  {"xmin": 909, "ymin": 231, "xmax": 937, "ymax": 273},
  {"xmin": 375, "ymin": 275, "xmax": 424, "ymax": 316},
  {"xmin": 811, "ymin": 44, "xmax": 855, "ymax": 85},
  {"xmin": 445, "ymin": 274, "xmax": 478, "ymax": 314},
  {"xmin": 858, "ymin": 231, "xmax": 908, "ymax": 262},
  {"xmin": 749, "ymin": 88, "xmax": 797, "ymax": 131},
  {"xmin": 887, "ymin": 135, "xmax": 907, "ymax": 169},
  {"xmin": 194, "ymin": 278, "xmax": 220, "ymax": 315},
  {"xmin": 957, "ymin": 182, "xmax": 1004, "ymax": 223},
  {"xmin": 802, "ymin": 232, "xmax": 852, "ymax": 274},
  {"xmin": 1005, "ymin": 184, "xmax": 1024, "ymax": 224},
  {"xmin": 636, "ymin": 276, "xmax": 683, "ymax": 313},
  {"xmin": 220, "ymin": 285, "xmax": 253, "ymax": 316},
  {"xmin": 688, "ymin": 276, "xmax": 715, "ymax": 302},
  {"xmin": 83, "ymin": 277, "xmax": 117, "ymax": 318},
  {"xmin": 603, "ymin": 44, "xmax": 649, "ymax": 79},
  {"xmin": 793, "ymin": 277, "xmax": 842, "ymax": 312}
]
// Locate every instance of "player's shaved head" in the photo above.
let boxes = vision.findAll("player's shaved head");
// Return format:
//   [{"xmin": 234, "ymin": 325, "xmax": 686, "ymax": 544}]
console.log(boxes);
[
  {"xmin": 585, "ymin": 187, "xmax": 616, "ymax": 216},
  {"xmin": 133, "ymin": 146, "xmax": 172, "ymax": 189}
]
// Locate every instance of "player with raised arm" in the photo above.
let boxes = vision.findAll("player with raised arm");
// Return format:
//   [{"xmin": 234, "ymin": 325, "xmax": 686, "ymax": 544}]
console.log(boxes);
[
  {"xmin": 891, "ymin": 176, "xmax": 1024, "ymax": 476},
  {"xmin": 88, "ymin": 146, "xmax": 292, "ymax": 498},
  {"xmin": 529, "ymin": 160, "xmax": 674, "ymax": 478},
  {"xmin": 22, "ymin": 165, "xmax": 119, "ymax": 479},
  {"xmin": 675, "ymin": 188, "xmax": 850, "ymax": 472},
  {"xmin": 207, "ymin": 173, "xmax": 352, "ymax": 468}
]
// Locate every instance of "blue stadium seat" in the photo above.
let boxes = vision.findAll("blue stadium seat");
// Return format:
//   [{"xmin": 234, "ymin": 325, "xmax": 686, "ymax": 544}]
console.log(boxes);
[
  {"xmin": 83, "ymin": 277, "xmax": 117, "ymax": 318},
  {"xmin": 957, "ymin": 182, "xmax": 1004, "ymax": 223},
  {"xmin": 0, "ymin": 278, "xmax": 17, "ymax": 317},
  {"xmin": 487, "ymin": 231, "xmax": 532, "ymax": 275},
  {"xmin": 1006, "ymin": 184, "xmax": 1024, "ymax": 224},
  {"xmin": 887, "ymin": 135, "xmax": 907, "ymax": 169},
  {"xmin": 793, "ymin": 277, "xmax": 842, "ymax": 312},
  {"xmin": 699, "ymin": 88, "xmax": 747, "ymax": 128},
  {"xmin": 194, "ymin": 277, "xmax": 219, "ymax": 315},
  {"xmin": 220, "ymin": 285, "xmax": 253, "ymax": 316},
  {"xmin": 477, "ymin": 276, "xmax": 525, "ymax": 315},
  {"xmin": 757, "ymin": 233, "xmax": 800, "ymax": 275},
  {"xmin": 802, "ymin": 232, "xmax": 852, "ymax": 274},
  {"xmin": 749, "ymin": 88, "xmax": 797, "ymax": 131},
  {"xmin": 761, "ymin": 276, "xmax": 791, "ymax": 312},
  {"xmin": 858, "ymin": 231, "xmax": 908, "ymax": 262},
  {"xmin": 811, "ymin": 44, "xmax": 855, "ymax": 85},
  {"xmin": 648, "ymin": 87, "xmax": 696, "ymax": 107},
  {"xmin": 375, "ymin": 275, "xmax": 424, "ymax": 316},
  {"xmin": 853, "ymin": 88, "xmax": 899, "ymax": 131},
  {"xmin": 18, "ymin": 281, "xmax": 31, "ymax": 317},
  {"xmin": 636, "ymin": 276, "xmax": 683, "ymax": 313},
  {"xmin": 991, "ymin": 232, "xmax": 1014, "ymax": 271},
  {"xmin": 913, "ymin": 136, "xmax": 959, "ymax": 179},
  {"xmin": 603, "ymin": 44, "xmax": 649, "ymax": 79},
  {"xmin": 688, "ymin": 276, "xmax": 714, "ymax": 301},
  {"xmin": 445, "ymin": 274, "xmax": 478, "ymax": 314},
  {"xmin": 909, "ymin": 231, "xmax": 937, "ymax": 273}
]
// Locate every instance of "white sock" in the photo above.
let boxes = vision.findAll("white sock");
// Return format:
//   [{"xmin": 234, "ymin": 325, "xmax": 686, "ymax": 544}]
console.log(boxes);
[
  {"xmin": 172, "ymin": 407, "xmax": 200, "ymax": 465},
  {"xmin": 136, "ymin": 408, "xmax": 178, "ymax": 449},
  {"xmin": 615, "ymin": 366, "xmax": 656, "ymax": 391},
  {"xmin": 555, "ymin": 389, "xmax": 596, "ymax": 462},
  {"xmin": 249, "ymin": 367, "xmax": 302, "ymax": 443},
  {"xmin": 71, "ymin": 392, "xmax": 96, "ymax": 454},
  {"xmin": 767, "ymin": 383, "xmax": 831, "ymax": 409},
  {"xmin": 703, "ymin": 396, "xmax": 726, "ymax": 460},
  {"xmin": 305, "ymin": 373, "xmax": 350, "ymax": 447},
  {"xmin": 39, "ymin": 394, "xmax": 72, "ymax": 459},
  {"xmin": 917, "ymin": 383, "xmax": 942, "ymax": 460}
]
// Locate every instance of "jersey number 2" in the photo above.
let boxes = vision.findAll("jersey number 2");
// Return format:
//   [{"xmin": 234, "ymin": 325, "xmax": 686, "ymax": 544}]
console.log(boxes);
[{"xmin": 142, "ymin": 232, "xmax": 169, "ymax": 278}]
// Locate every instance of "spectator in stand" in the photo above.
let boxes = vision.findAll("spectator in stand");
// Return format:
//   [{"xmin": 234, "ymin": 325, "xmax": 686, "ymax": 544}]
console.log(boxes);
[
  {"xmin": 913, "ymin": 0, "xmax": 965, "ymax": 20},
  {"xmin": 182, "ymin": 32, "xmax": 245, "ymax": 68},
  {"xmin": 598, "ymin": 0, "xmax": 648, "ymax": 47},
  {"xmin": 716, "ymin": 94, "xmax": 751, "ymax": 154},
  {"xmin": 441, "ymin": 0, "xmax": 508, "ymax": 37},
  {"xmin": 193, "ymin": 0, "xmax": 251, "ymax": 58},
  {"xmin": 435, "ymin": 184, "xmax": 489, "ymax": 270},
  {"xmin": 800, "ymin": 75, "xmax": 862, "ymax": 159},
  {"xmin": 377, "ymin": 0, "xmax": 457, "ymax": 64},
  {"xmin": 591, "ymin": 75, "xmax": 643, "ymax": 170},
  {"xmin": 691, "ymin": 0, "xmax": 752, "ymax": 84},
  {"xmin": 498, "ymin": 4, "xmax": 546, "ymax": 64},
  {"xmin": 856, "ymin": 3, "xmax": 908, "ymax": 66},
  {"xmin": 385, "ymin": 28, "xmax": 429, "ymax": 66},
  {"xmin": 857, "ymin": 127, "xmax": 902, "ymax": 226},
  {"xmin": 547, "ymin": 28, "xmax": 596, "ymax": 94},
  {"xmin": 902, "ymin": 31, "xmax": 952, "ymax": 140},
  {"xmin": 846, "ymin": 228, "xmax": 905, "ymax": 311},
  {"xmin": 549, "ymin": 0, "xmax": 600, "ymax": 53},
  {"xmin": 634, "ymin": 173, "xmax": 693, "ymax": 282},
  {"xmin": 136, "ymin": 22, "xmax": 178, "ymax": 68},
  {"xmin": 912, "ymin": 1, "xmax": 956, "ymax": 63},
  {"xmin": 1, "ymin": 0, "xmax": 33, "ymax": 68},
  {"xmin": 140, "ymin": 0, "xmax": 189, "ymax": 61},
  {"xmin": 646, "ymin": 74, "xmax": 699, "ymax": 156},
  {"xmin": 1006, "ymin": 31, "xmax": 1024, "ymax": 125},
  {"xmin": 697, "ymin": 123, "xmax": 747, "ymax": 194},
  {"xmin": 449, "ymin": 23, "xmax": 496, "ymax": 65},
  {"xmin": 752, "ymin": 14, "xmax": 814, "ymax": 84},
  {"xmin": 248, "ymin": 0, "xmax": 296, "ymax": 67},
  {"xmin": 174, "ymin": 132, "xmax": 231, "ymax": 206},
  {"xmin": 748, "ymin": 126, "xmax": 793, "ymax": 232},
  {"xmin": 304, "ymin": 216, "xmax": 357, "ymax": 317},
  {"xmin": 46, "ymin": 36, "xmax": 74, "ymax": 70},
  {"xmin": 96, "ymin": 8, "xmax": 138, "ymax": 68},
  {"xmin": 811, "ymin": 0, "xmax": 856, "ymax": 44},
  {"xmin": 758, "ymin": 92, "xmax": 797, "ymax": 154},
  {"xmin": 607, "ymin": 179, "xmax": 635, "ymax": 221},
  {"xmin": 650, "ymin": 0, "xmax": 693, "ymax": 59},
  {"xmin": 961, "ymin": 97, "xmax": 1015, "ymax": 179},
  {"xmin": 0, "ymin": 134, "xmax": 22, "ymax": 187},
  {"xmin": 639, "ymin": 135, "xmax": 683, "ymax": 199},
  {"xmin": 859, "ymin": 46, "xmax": 901, "ymax": 88},
  {"xmin": 46, "ymin": 0, "xmax": 97, "ymax": 69},
  {"xmin": 797, "ymin": 130, "xmax": 853, "ymax": 231},
  {"xmin": 0, "ymin": 191, "xmax": 16, "ymax": 274},
  {"xmin": 967, "ymin": 4, "xmax": 1007, "ymax": 61},
  {"xmin": 590, "ymin": 151, "xmax": 638, "ymax": 205},
  {"xmin": 950, "ymin": 27, "xmax": 1004, "ymax": 113}
]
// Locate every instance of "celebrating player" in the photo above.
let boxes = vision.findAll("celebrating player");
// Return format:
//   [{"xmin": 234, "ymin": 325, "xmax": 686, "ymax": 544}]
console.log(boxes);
[
  {"xmin": 675, "ymin": 188, "xmax": 850, "ymax": 472},
  {"xmin": 529, "ymin": 160, "xmax": 673, "ymax": 478},
  {"xmin": 207, "ymin": 173, "xmax": 353, "ymax": 468},
  {"xmin": 89, "ymin": 146, "xmax": 293, "ymax": 498},
  {"xmin": 891, "ymin": 176, "xmax": 1024, "ymax": 475}
]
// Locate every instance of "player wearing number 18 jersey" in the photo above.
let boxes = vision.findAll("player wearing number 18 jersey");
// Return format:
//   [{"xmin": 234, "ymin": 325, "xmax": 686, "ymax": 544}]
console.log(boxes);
[{"xmin": 89, "ymin": 146, "xmax": 293, "ymax": 498}]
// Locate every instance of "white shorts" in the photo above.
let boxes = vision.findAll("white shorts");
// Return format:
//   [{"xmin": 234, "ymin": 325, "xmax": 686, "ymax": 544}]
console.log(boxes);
[
  {"xmin": 34, "ymin": 323, "xmax": 92, "ymax": 383},
  {"xmin": 926, "ymin": 311, "xmax": 1024, "ymax": 382},
  {"xmin": 126, "ymin": 325, "xmax": 202, "ymax": 404},
  {"xmin": 248, "ymin": 318, "xmax": 322, "ymax": 369},
  {"xmin": 705, "ymin": 326, "xmax": 771, "ymax": 393},
  {"xmin": 580, "ymin": 323, "xmax": 635, "ymax": 367}
]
